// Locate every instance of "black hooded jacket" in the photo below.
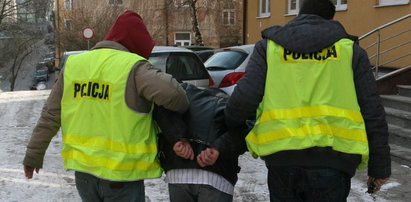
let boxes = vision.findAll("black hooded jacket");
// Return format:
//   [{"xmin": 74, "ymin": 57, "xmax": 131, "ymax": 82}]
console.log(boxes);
[
  {"xmin": 154, "ymin": 84, "xmax": 248, "ymax": 185},
  {"xmin": 225, "ymin": 14, "xmax": 391, "ymax": 178}
]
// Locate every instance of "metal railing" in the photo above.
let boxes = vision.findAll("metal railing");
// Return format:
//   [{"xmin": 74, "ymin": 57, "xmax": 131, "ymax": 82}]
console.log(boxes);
[{"xmin": 359, "ymin": 13, "xmax": 411, "ymax": 79}]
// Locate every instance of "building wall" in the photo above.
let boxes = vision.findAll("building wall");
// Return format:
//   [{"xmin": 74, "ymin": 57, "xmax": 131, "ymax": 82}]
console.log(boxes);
[
  {"xmin": 245, "ymin": 0, "xmax": 411, "ymax": 68},
  {"xmin": 165, "ymin": 0, "xmax": 244, "ymax": 48},
  {"xmin": 246, "ymin": 1, "xmax": 411, "ymax": 44},
  {"xmin": 55, "ymin": 0, "xmax": 244, "ymax": 51}
]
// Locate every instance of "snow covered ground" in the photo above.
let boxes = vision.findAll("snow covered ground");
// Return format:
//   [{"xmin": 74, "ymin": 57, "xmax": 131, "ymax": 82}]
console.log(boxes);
[{"xmin": 0, "ymin": 90, "xmax": 409, "ymax": 202}]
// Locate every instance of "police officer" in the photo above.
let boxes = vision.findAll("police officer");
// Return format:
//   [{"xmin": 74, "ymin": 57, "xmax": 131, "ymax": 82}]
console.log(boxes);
[
  {"xmin": 23, "ymin": 10, "xmax": 188, "ymax": 202},
  {"xmin": 225, "ymin": 0, "xmax": 391, "ymax": 201}
]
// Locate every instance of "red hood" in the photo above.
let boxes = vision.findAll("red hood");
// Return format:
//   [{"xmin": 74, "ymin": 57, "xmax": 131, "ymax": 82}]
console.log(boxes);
[{"xmin": 104, "ymin": 10, "xmax": 155, "ymax": 59}]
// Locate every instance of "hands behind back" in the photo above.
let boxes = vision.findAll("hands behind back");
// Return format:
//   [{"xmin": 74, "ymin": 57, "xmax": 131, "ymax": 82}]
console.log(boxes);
[
  {"xmin": 173, "ymin": 141, "xmax": 195, "ymax": 160},
  {"xmin": 173, "ymin": 141, "xmax": 220, "ymax": 167},
  {"xmin": 197, "ymin": 148, "xmax": 220, "ymax": 167}
]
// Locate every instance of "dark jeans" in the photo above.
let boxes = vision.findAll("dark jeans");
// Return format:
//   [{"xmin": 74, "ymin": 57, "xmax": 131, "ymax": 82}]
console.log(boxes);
[
  {"xmin": 168, "ymin": 184, "xmax": 233, "ymax": 202},
  {"xmin": 75, "ymin": 171, "xmax": 145, "ymax": 202},
  {"xmin": 267, "ymin": 166, "xmax": 351, "ymax": 202}
]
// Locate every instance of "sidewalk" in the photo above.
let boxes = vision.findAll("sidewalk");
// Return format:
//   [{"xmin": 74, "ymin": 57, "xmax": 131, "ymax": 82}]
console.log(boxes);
[{"xmin": 1, "ymin": 90, "xmax": 410, "ymax": 201}]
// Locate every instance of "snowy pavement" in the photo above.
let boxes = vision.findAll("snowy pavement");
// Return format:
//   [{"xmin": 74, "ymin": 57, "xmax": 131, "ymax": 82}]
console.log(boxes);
[{"xmin": 0, "ymin": 90, "xmax": 410, "ymax": 202}]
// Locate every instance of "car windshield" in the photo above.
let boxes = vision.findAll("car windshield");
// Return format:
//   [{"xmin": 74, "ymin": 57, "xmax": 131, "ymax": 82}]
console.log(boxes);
[
  {"xmin": 149, "ymin": 52, "xmax": 209, "ymax": 81},
  {"xmin": 205, "ymin": 51, "xmax": 248, "ymax": 70}
]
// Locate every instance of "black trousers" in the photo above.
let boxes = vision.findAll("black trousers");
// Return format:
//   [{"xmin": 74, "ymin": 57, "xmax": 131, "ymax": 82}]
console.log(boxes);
[{"xmin": 267, "ymin": 166, "xmax": 351, "ymax": 202}]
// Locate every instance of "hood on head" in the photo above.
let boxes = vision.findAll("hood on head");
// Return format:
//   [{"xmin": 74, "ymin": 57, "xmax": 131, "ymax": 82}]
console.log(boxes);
[
  {"xmin": 262, "ymin": 14, "xmax": 349, "ymax": 53},
  {"xmin": 104, "ymin": 10, "xmax": 155, "ymax": 59}
]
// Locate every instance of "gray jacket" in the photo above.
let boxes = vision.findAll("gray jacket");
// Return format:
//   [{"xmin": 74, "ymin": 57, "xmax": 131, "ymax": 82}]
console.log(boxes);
[{"xmin": 225, "ymin": 14, "xmax": 391, "ymax": 178}]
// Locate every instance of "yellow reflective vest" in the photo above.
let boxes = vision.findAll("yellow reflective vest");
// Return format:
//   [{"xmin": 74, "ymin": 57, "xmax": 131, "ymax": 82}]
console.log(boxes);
[
  {"xmin": 246, "ymin": 39, "xmax": 369, "ymax": 169},
  {"xmin": 61, "ymin": 49, "xmax": 161, "ymax": 181}
]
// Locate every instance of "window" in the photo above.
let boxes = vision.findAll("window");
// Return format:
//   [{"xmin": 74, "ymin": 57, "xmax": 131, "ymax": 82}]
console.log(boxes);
[
  {"xmin": 258, "ymin": 0, "xmax": 270, "ymax": 17},
  {"xmin": 378, "ymin": 0, "xmax": 409, "ymax": 6},
  {"xmin": 108, "ymin": 0, "xmax": 123, "ymax": 5},
  {"xmin": 149, "ymin": 52, "xmax": 209, "ymax": 81},
  {"xmin": 223, "ymin": 10, "xmax": 235, "ymax": 25},
  {"xmin": 175, "ymin": 33, "xmax": 191, "ymax": 46},
  {"xmin": 64, "ymin": 19, "xmax": 72, "ymax": 31},
  {"xmin": 64, "ymin": 0, "xmax": 72, "ymax": 10},
  {"xmin": 330, "ymin": 0, "xmax": 347, "ymax": 10},
  {"xmin": 204, "ymin": 51, "xmax": 248, "ymax": 70},
  {"xmin": 288, "ymin": 0, "xmax": 302, "ymax": 15},
  {"xmin": 175, "ymin": 0, "xmax": 189, "ymax": 7}
]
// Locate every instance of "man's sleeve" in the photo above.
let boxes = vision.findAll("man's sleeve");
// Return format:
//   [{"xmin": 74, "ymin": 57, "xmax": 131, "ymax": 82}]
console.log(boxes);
[
  {"xmin": 153, "ymin": 105, "xmax": 187, "ymax": 145},
  {"xmin": 352, "ymin": 44, "xmax": 391, "ymax": 178},
  {"xmin": 134, "ymin": 61, "xmax": 189, "ymax": 114},
  {"xmin": 23, "ymin": 71, "xmax": 64, "ymax": 168},
  {"xmin": 225, "ymin": 40, "xmax": 267, "ymax": 131},
  {"xmin": 211, "ymin": 98, "xmax": 249, "ymax": 157}
]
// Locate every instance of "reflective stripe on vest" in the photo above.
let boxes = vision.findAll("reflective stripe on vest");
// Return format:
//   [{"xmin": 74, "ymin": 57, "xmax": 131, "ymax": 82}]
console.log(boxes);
[
  {"xmin": 246, "ymin": 39, "xmax": 369, "ymax": 169},
  {"xmin": 61, "ymin": 49, "xmax": 162, "ymax": 181}
]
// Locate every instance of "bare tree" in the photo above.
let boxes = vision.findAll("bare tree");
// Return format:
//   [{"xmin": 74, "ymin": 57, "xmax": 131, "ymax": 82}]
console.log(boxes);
[
  {"xmin": 7, "ymin": 39, "xmax": 36, "ymax": 91},
  {"xmin": 0, "ymin": 0, "xmax": 48, "ymax": 27},
  {"xmin": 56, "ymin": 1, "xmax": 175, "ymax": 51},
  {"xmin": 2, "ymin": 24, "xmax": 40, "ymax": 91},
  {"xmin": 27, "ymin": 0, "xmax": 53, "ymax": 23},
  {"xmin": 1, "ymin": 0, "xmax": 19, "ymax": 26},
  {"xmin": 130, "ymin": 0, "xmax": 172, "ymax": 45},
  {"xmin": 188, "ymin": 0, "xmax": 203, "ymax": 45},
  {"xmin": 0, "ymin": 0, "xmax": 52, "ymax": 91},
  {"xmin": 174, "ymin": 0, "xmax": 203, "ymax": 45},
  {"xmin": 0, "ymin": 0, "xmax": 32, "ymax": 25},
  {"xmin": 56, "ymin": 3, "xmax": 122, "ymax": 51}
]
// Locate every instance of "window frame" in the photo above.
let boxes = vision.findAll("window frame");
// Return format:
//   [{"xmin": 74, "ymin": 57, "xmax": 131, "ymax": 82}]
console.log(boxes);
[
  {"xmin": 333, "ymin": 0, "xmax": 347, "ymax": 10},
  {"xmin": 174, "ymin": 32, "xmax": 191, "ymax": 46},
  {"xmin": 222, "ymin": 9, "xmax": 236, "ymax": 25},
  {"xmin": 175, "ymin": 0, "xmax": 189, "ymax": 7},
  {"xmin": 287, "ymin": 0, "xmax": 301, "ymax": 15},
  {"xmin": 64, "ymin": 0, "xmax": 72, "ymax": 10},
  {"xmin": 64, "ymin": 19, "xmax": 72, "ymax": 31},
  {"xmin": 258, "ymin": 0, "xmax": 270, "ymax": 18},
  {"xmin": 108, "ymin": 0, "xmax": 123, "ymax": 6},
  {"xmin": 378, "ymin": 0, "xmax": 409, "ymax": 6}
]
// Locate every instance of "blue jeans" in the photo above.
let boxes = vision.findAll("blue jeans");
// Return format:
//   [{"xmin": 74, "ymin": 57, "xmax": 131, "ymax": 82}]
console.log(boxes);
[
  {"xmin": 267, "ymin": 166, "xmax": 351, "ymax": 202},
  {"xmin": 75, "ymin": 171, "xmax": 145, "ymax": 202},
  {"xmin": 168, "ymin": 184, "xmax": 233, "ymax": 202}
]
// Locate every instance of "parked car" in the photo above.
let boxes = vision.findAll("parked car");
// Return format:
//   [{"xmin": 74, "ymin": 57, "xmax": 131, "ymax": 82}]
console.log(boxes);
[
  {"xmin": 57, "ymin": 50, "xmax": 88, "ymax": 71},
  {"xmin": 194, "ymin": 49, "xmax": 216, "ymax": 63},
  {"xmin": 34, "ymin": 67, "xmax": 49, "ymax": 82},
  {"xmin": 44, "ymin": 33, "xmax": 55, "ymax": 45},
  {"xmin": 56, "ymin": 47, "xmax": 213, "ymax": 88},
  {"xmin": 36, "ymin": 81, "xmax": 47, "ymax": 90},
  {"xmin": 43, "ymin": 57, "xmax": 55, "ymax": 66},
  {"xmin": 149, "ymin": 46, "xmax": 214, "ymax": 87},
  {"xmin": 204, "ymin": 44, "xmax": 255, "ymax": 95},
  {"xmin": 183, "ymin": 45, "xmax": 214, "ymax": 51},
  {"xmin": 45, "ymin": 51, "xmax": 55, "ymax": 58},
  {"xmin": 39, "ymin": 58, "xmax": 55, "ymax": 73}
]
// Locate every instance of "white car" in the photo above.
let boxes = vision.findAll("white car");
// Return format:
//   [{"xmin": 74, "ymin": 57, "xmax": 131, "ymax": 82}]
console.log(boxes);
[
  {"xmin": 204, "ymin": 44, "xmax": 254, "ymax": 95},
  {"xmin": 58, "ymin": 47, "xmax": 214, "ymax": 88},
  {"xmin": 57, "ymin": 50, "xmax": 88, "ymax": 71},
  {"xmin": 149, "ymin": 46, "xmax": 214, "ymax": 87}
]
